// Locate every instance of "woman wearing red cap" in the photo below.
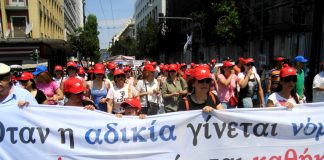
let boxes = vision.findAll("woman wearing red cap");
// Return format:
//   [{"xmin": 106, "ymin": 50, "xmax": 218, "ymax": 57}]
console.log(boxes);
[
  {"xmin": 106, "ymin": 69, "xmax": 138, "ymax": 115},
  {"xmin": 217, "ymin": 61, "xmax": 238, "ymax": 109},
  {"xmin": 124, "ymin": 67, "xmax": 136, "ymax": 86},
  {"xmin": 19, "ymin": 72, "xmax": 47, "ymax": 104},
  {"xmin": 53, "ymin": 65, "xmax": 64, "ymax": 86},
  {"xmin": 63, "ymin": 77, "xmax": 95, "ymax": 110},
  {"xmin": 136, "ymin": 64, "xmax": 161, "ymax": 115},
  {"xmin": 267, "ymin": 65, "xmax": 301, "ymax": 108},
  {"xmin": 162, "ymin": 64, "xmax": 188, "ymax": 113},
  {"xmin": 87, "ymin": 63, "xmax": 111, "ymax": 112},
  {"xmin": 238, "ymin": 58, "xmax": 264, "ymax": 108},
  {"xmin": 178, "ymin": 66, "xmax": 223, "ymax": 111}
]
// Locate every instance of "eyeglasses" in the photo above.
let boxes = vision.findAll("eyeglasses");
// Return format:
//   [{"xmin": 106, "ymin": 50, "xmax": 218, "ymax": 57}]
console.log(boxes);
[
  {"xmin": 197, "ymin": 78, "xmax": 212, "ymax": 84},
  {"xmin": 283, "ymin": 76, "xmax": 297, "ymax": 83},
  {"xmin": 19, "ymin": 80, "xmax": 29, "ymax": 84},
  {"xmin": 246, "ymin": 63, "xmax": 254, "ymax": 66},
  {"xmin": 115, "ymin": 74, "xmax": 125, "ymax": 78}
]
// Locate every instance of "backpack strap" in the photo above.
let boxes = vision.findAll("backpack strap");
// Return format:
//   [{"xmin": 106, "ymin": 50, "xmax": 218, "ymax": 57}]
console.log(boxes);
[
  {"xmin": 209, "ymin": 92, "xmax": 217, "ymax": 104},
  {"xmin": 183, "ymin": 97, "xmax": 189, "ymax": 111}
]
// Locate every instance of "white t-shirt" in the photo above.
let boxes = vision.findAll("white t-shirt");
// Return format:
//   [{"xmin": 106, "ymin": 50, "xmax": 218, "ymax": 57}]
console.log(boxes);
[
  {"xmin": 313, "ymin": 71, "xmax": 324, "ymax": 102},
  {"xmin": 136, "ymin": 79, "xmax": 160, "ymax": 108},
  {"xmin": 268, "ymin": 92, "xmax": 298, "ymax": 107},
  {"xmin": 107, "ymin": 83, "xmax": 138, "ymax": 113},
  {"xmin": 238, "ymin": 72, "xmax": 261, "ymax": 81}
]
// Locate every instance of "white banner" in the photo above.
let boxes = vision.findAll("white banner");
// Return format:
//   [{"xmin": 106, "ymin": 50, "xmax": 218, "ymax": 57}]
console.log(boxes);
[{"xmin": 0, "ymin": 103, "xmax": 323, "ymax": 160}]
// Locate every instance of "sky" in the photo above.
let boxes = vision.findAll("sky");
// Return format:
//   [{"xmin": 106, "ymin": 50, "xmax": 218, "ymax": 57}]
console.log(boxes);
[{"xmin": 85, "ymin": 0, "xmax": 136, "ymax": 49}]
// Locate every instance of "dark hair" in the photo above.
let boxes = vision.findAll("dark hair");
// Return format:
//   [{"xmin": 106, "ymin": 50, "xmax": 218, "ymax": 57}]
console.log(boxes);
[
  {"xmin": 30, "ymin": 79, "xmax": 37, "ymax": 89},
  {"xmin": 275, "ymin": 83, "xmax": 299, "ymax": 104}
]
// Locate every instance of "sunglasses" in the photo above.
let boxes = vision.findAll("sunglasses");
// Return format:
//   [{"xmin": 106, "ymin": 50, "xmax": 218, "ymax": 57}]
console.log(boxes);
[
  {"xmin": 19, "ymin": 80, "xmax": 29, "ymax": 84},
  {"xmin": 283, "ymin": 76, "xmax": 297, "ymax": 83},
  {"xmin": 198, "ymin": 78, "xmax": 212, "ymax": 84},
  {"xmin": 115, "ymin": 74, "xmax": 125, "ymax": 78},
  {"xmin": 246, "ymin": 62, "xmax": 254, "ymax": 66}
]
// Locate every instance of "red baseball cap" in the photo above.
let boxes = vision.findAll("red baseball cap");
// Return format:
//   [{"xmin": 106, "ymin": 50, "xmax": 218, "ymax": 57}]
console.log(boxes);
[
  {"xmin": 54, "ymin": 65, "xmax": 63, "ymax": 71},
  {"xmin": 168, "ymin": 64, "xmax": 178, "ymax": 71},
  {"xmin": 64, "ymin": 77, "xmax": 85, "ymax": 94},
  {"xmin": 78, "ymin": 67, "xmax": 85, "ymax": 75},
  {"xmin": 223, "ymin": 61, "xmax": 234, "ymax": 67},
  {"xmin": 94, "ymin": 63, "xmax": 105, "ymax": 74},
  {"xmin": 211, "ymin": 59, "xmax": 217, "ymax": 63},
  {"xmin": 244, "ymin": 58, "xmax": 254, "ymax": 64},
  {"xmin": 120, "ymin": 98, "xmax": 142, "ymax": 110},
  {"xmin": 123, "ymin": 67, "xmax": 131, "ymax": 72},
  {"xmin": 144, "ymin": 64, "xmax": 156, "ymax": 72},
  {"xmin": 280, "ymin": 64, "xmax": 296, "ymax": 78},
  {"xmin": 185, "ymin": 68, "xmax": 193, "ymax": 76},
  {"xmin": 20, "ymin": 72, "xmax": 34, "ymax": 81},
  {"xmin": 67, "ymin": 61, "xmax": 77, "ymax": 68},
  {"xmin": 192, "ymin": 66, "xmax": 211, "ymax": 80},
  {"xmin": 107, "ymin": 63, "xmax": 116, "ymax": 70},
  {"xmin": 276, "ymin": 57, "xmax": 285, "ymax": 62},
  {"xmin": 113, "ymin": 69, "xmax": 125, "ymax": 76}
]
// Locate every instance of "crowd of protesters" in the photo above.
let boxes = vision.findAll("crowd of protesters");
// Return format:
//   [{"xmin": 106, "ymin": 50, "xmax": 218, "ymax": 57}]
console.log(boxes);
[{"xmin": 1, "ymin": 55, "xmax": 324, "ymax": 118}]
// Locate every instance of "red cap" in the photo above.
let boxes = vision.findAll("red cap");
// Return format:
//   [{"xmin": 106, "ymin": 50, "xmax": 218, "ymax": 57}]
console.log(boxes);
[
  {"xmin": 244, "ymin": 58, "xmax": 254, "ymax": 64},
  {"xmin": 145, "ymin": 61, "xmax": 151, "ymax": 65},
  {"xmin": 192, "ymin": 66, "xmax": 211, "ymax": 80},
  {"xmin": 120, "ymin": 97, "xmax": 142, "ymax": 110},
  {"xmin": 78, "ymin": 67, "xmax": 85, "ymax": 75},
  {"xmin": 180, "ymin": 63, "xmax": 186, "ymax": 67},
  {"xmin": 276, "ymin": 57, "xmax": 285, "ymax": 62},
  {"xmin": 168, "ymin": 64, "xmax": 178, "ymax": 71},
  {"xmin": 107, "ymin": 63, "xmax": 116, "ymax": 70},
  {"xmin": 185, "ymin": 68, "xmax": 193, "ymax": 76},
  {"xmin": 190, "ymin": 63, "xmax": 195, "ymax": 67},
  {"xmin": 223, "ymin": 61, "xmax": 234, "ymax": 67},
  {"xmin": 211, "ymin": 59, "xmax": 217, "ymax": 63},
  {"xmin": 123, "ymin": 67, "xmax": 131, "ymax": 72},
  {"xmin": 144, "ymin": 64, "xmax": 156, "ymax": 72},
  {"xmin": 64, "ymin": 77, "xmax": 85, "ymax": 94},
  {"xmin": 113, "ymin": 69, "xmax": 125, "ymax": 76},
  {"xmin": 94, "ymin": 63, "xmax": 105, "ymax": 74},
  {"xmin": 88, "ymin": 69, "xmax": 94, "ymax": 74},
  {"xmin": 67, "ymin": 61, "xmax": 77, "ymax": 68},
  {"xmin": 280, "ymin": 65, "xmax": 296, "ymax": 78},
  {"xmin": 151, "ymin": 61, "xmax": 157, "ymax": 66},
  {"xmin": 54, "ymin": 65, "xmax": 63, "ymax": 71},
  {"xmin": 20, "ymin": 72, "xmax": 34, "ymax": 80},
  {"xmin": 164, "ymin": 65, "xmax": 169, "ymax": 71},
  {"xmin": 159, "ymin": 64, "xmax": 165, "ymax": 71},
  {"xmin": 238, "ymin": 57, "xmax": 245, "ymax": 62}
]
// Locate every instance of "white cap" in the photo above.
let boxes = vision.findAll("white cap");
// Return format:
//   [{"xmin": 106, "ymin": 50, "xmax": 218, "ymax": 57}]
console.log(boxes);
[{"xmin": 0, "ymin": 63, "xmax": 10, "ymax": 75}]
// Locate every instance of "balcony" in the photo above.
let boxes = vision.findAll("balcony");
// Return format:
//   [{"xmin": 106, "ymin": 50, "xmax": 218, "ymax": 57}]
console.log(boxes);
[{"xmin": 5, "ymin": 2, "xmax": 28, "ymax": 10}]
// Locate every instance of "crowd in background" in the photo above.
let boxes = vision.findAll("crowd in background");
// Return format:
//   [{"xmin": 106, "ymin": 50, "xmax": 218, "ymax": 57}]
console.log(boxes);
[{"xmin": 1, "ymin": 55, "xmax": 324, "ymax": 118}]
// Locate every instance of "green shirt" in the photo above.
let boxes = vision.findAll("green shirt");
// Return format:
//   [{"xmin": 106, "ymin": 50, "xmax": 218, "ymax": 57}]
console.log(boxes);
[
  {"xmin": 296, "ymin": 69, "xmax": 304, "ymax": 98},
  {"xmin": 162, "ymin": 77, "xmax": 187, "ymax": 112}
]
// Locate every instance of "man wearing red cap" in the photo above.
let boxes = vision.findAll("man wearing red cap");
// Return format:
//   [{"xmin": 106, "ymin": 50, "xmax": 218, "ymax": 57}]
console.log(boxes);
[{"xmin": 267, "ymin": 57, "xmax": 285, "ymax": 94}]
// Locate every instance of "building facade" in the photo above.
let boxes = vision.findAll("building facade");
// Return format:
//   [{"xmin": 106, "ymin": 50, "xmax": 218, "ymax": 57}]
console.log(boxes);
[
  {"xmin": 0, "ymin": 0, "xmax": 76, "ymax": 69},
  {"xmin": 64, "ymin": 0, "xmax": 84, "ymax": 40}
]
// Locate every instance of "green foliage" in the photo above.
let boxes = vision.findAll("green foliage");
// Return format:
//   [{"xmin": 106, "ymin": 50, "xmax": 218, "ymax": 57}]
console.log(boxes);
[
  {"xmin": 68, "ymin": 14, "xmax": 100, "ymax": 62},
  {"xmin": 110, "ymin": 37, "xmax": 139, "ymax": 56},
  {"xmin": 212, "ymin": 0, "xmax": 240, "ymax": 43}
]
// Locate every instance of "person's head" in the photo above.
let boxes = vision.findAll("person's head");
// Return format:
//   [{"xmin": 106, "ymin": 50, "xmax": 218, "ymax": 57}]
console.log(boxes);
[
  {"xmin": 63, "ymin": 77, "xmax": 85, "ymax": 99},
  {"xmin": 113, "ymin": 69, "xmax": 126, "ymax": 86},
  {"xmin": 87, "ymin": 67, "xmax": 94, "ymax": 81},
  {"xmin": 275, "ymin": 57, "xmax": 285, "ymax": 69},
  {"xmin": 278, "ymin": 64, "xmax": 297, "ymax": 92},
  {"xmin": 120, "ymin": 98, "xmax": 142, "ymax": 115},
  {"xmin": 211, "ymin": 59, "xmax": 217, "ymax": 65},
  {"xmin": 107, "ymin": 62, "xmax": 116, "ymax": 74},
  {"xmin": 143, "ymin": 64, "xmax": 155, "ymax": 80},
  {"xmin": 94, "ymin": 63, "xmax": 105, "ymax": 80},
  {"xmin": 243, "ymin": 58, "xmax": 255, "ymax": 70},
  {"xmin": 168, "ymin": 64, "xmax": 178, "ymax": 78},
  {"xmin": 0, "ymin": 63, "xmax": 12, "ymax": 93},
  {"xmin": 294, "ymin": 56, "xmax": 308, "ymax": 70},
  {"xmin": 66, "ymin": 61, "xmax": 77, "ymax": 76},
  {"xmin": 54, "ymin": 65, "xmax": 63, "ymax": 78},
  {"xmin": 191, "ymin": 66, "xmax": 212, "ymax": 95},
  {"xmin": 78, "ymin": 67, "xmax": 85, "ymax": 78},
  {"xmin": 222, "ymin": 61, "xmax": 234, "ymax": 76},
  {"xmin": 33, "ymin": 65, "xmax": 52, "ymax": 84},
  {"xmin": 180, "ymin": 63, "xmax": 187, "ymax": 72},
  {"xmin": 19, "ymin": 72, "xmax": 36, "ymax": 90},
  {"xmin": 123, "ymin": 67, "xmax": 132, "ymax": 78}
]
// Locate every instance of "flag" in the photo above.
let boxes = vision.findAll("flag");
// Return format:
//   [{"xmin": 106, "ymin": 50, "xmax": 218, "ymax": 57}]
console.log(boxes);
[{"xmin": 183, "ymin": 33, "xmax": 192, "ymax": 54}]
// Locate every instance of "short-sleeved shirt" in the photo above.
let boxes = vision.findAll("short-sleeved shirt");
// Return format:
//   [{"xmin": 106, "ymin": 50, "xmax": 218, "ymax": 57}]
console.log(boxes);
[
  {"xmin": 296, "ymin": 69, "xmax": 304, "ymax": 98},
  {"xmin": 268, "ymin": 92, "xmax": 299, "ymax": 107},
  {"xmin": 217, "ymin": 74, "xmax": 238, "ymax": 102},
  {"xmin": 313, "ymin": 71, "xmax": 324, "ymax": 102},
  {"xmin": 136, "ymin": 79, "xmax": 159, "ymax": 108},
  {"xmin": 106, "ymin": 83, "xmax": 138, "ymax": 113},
  {"xmin": 36, "ymin": 81, "xmax": 59, "ymax": 105},
  {"xmin": 178, "ymin": 93, "xmax": 220, "ymax": 111},
  {"xmin": 0, "ymin": 86, "xmax": 38, "ymax": 105},
  {"xmin": 162, "ymin": 77, "xmax": 188, "ymax": 112}
]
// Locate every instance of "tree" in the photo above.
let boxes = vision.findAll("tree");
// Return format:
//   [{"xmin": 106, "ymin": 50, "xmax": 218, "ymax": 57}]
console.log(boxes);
[
  {"xmin": 110, "ymin": 37, "xmax": 139, "ymax": 56},
  {"xmin": 137, "ymin": 18, "xmax": 160, "ymax": 59}
]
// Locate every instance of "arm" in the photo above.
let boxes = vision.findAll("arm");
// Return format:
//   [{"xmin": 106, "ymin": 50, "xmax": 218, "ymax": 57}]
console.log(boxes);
[
  {"xmin": 218, "ymin": 74, "xmax": 233, "ymax": 86},
  {"xmin": 258, "ymin": 81, "xmax": 265, "ymax": 107},
  {"xmin": 53, "ymin": 88, "xmax": 64, "ymax": 101},
  {"xmin": 238, "ymin": 75, "xmax": 250, "ymax": 88},
  {"xmin": 162, "ymin": 82, "xmax": 178, "ymax": 98},
  {"xmin": 107, "ymin": 99, "xmax": 113, "ymax": 113}
]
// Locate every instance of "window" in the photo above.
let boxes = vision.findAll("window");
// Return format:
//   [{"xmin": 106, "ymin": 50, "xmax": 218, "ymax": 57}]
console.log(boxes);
[
  {"xmin": 10, "ymin": 0, "xmax": 26, "ymax": 6},
  {"xmin": 11, "ymin": 16, "xmax": 27, "ymax": 38}
]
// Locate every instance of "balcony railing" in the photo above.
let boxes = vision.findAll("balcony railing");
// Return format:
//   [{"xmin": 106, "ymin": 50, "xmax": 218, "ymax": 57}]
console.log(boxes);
[{"xmin": 5, "ymin": 2, "xmax": 28, "ymax": 10}]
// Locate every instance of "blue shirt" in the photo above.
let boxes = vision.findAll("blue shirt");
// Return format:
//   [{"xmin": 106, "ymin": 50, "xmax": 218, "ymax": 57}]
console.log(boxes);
[{"xmin": 0, "ymin": 86, "xmax": 38, "ymax": 105}]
